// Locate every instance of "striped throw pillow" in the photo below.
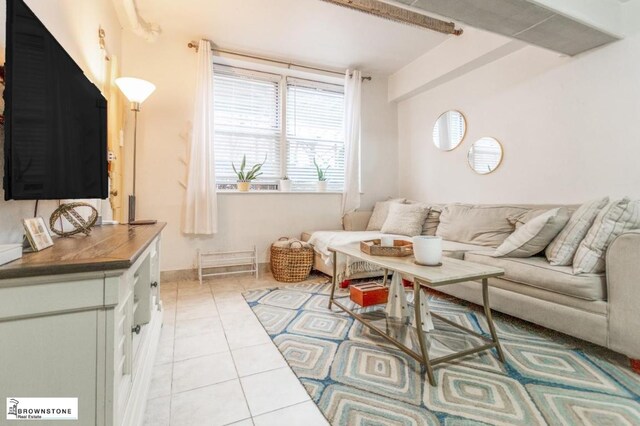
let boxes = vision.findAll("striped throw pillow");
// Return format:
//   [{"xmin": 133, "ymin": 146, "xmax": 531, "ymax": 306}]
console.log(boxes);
[
  {"xmin": 545, "ymin": 197, "xmax": 609, "ymax": 266},
  {"xmin": 573, "ymin": 198, "xmax": 640, "ymax": 274}
]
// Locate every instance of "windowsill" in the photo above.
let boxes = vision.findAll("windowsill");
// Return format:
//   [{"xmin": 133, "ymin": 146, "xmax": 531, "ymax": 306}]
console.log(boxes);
[{"xmin": 216, "ymin": 190, "xmax": 365, "ymax": 195}]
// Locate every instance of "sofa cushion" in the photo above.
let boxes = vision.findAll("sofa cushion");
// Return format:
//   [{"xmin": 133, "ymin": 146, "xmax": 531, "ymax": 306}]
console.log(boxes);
[
  {"xmin": 545, "ymin": 197, "xmax": 609, "ymax": 266},
  {"xmin": 509, "ymin": 208, "xmax": 551, "ymax": 229},
  {"xmin": 494, "ymin": 208, "xmax": 570, "ymax": 257},
  {"xmin": 381, "ymin": 203, "xmax": 429, "ymax": 237},
  {"xmin": 436, "ymin": 204, "xmax": 528, "ymax": 247},
  {"xmin": 573, "ymin": 198, "xmax": 640, "ymax": 274},
  {"xmin": 465, "ymin": 252, "xmax": 606, "ymax": 301},
  {"xmin": 442, "ymin": 241, "xmax": 494, "ymax": 260},
  {"xmin": 343, "ymin": 211, "xmax": 374, "ymax": 232},
  {"xmin": 366, "ymin": 198, "xmax": 405, "ymax": 231},
  {"xmin": 508, "ymin": 204, "xmax": 579, "ymax": 228}
]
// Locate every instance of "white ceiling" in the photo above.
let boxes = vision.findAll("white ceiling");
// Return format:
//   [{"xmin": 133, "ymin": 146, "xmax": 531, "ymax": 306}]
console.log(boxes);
[{"xmin": 134, "ymin": 0, "xmax": 450, "ymax": 75}]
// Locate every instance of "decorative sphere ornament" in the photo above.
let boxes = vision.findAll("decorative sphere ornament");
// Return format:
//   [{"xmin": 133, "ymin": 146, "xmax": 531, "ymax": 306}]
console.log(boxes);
[{"xmin": 49, "ymin": 202, "xmax": 99, "ymax": 237}]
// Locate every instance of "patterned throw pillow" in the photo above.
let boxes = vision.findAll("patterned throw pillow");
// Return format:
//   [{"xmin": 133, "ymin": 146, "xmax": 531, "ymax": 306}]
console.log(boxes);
[
  {"xmin": 422, "ymin": 206, "xmax": 443, "ymax": 236},
  {"xmin": 366, "ymin": 198, "xmax": 405, "ymax": 231},
  {"xmin": 381, "ymin": 203, "xmax": 430, "ymax": 237},
  {"xmin": 494, "ymin": 208, "xmax": 570, "ymax": 258},
  {"xmin": 545, "ymin": 197, "xmax": 609, "ymax": 266},
  {"xmin": 573, "ymin": 198, "xmax": 640, "ymax": 274},
  {"xmin": 405, "ymin": 200, "xmax": 442, "ymax": 235}
]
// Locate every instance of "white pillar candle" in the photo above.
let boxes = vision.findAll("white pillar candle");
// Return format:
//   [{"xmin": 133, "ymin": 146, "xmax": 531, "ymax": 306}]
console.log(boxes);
[
  {"xmin": 413, "ymin": 236, "xmax": 442, "ymax": 265},
  {"xmin": 380, "ymin": 236, "xmax": 394, "ymax": 247}
]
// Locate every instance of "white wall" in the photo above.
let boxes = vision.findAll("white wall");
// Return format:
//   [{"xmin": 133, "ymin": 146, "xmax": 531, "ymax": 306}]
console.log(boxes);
[
  {"xmin": 0, "ymin": 0, "xmax": 122, "ymax": 244},
  {"xmin": 120, "ymin": 31, "xmax": 398, "ymax": 271},
  {"xmin": 396, "ymin": 33, "xmax": 640, "ymax": 205}
]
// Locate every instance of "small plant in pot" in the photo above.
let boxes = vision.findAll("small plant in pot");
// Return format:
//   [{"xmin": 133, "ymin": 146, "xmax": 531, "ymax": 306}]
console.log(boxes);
[
  {"xmin": 313, "ymin": 158, "xmax": 330, "ymax": 192},
  {"xmin": 279, "ymin": 175, "xmax": 292, "ymax": 192},
  {"xmin": 232, "ymin": 154, "xmax": 266, "ymax": 191}
]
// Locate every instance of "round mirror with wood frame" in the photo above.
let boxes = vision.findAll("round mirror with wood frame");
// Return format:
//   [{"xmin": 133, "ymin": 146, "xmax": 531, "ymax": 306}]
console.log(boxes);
[
  {"xmin": 467, "ymin": 137, "xmax": 503, "ymax": 175},
  {"xmin": 432, "ymin": 110, "xmax": 467, "ymax": 151}
]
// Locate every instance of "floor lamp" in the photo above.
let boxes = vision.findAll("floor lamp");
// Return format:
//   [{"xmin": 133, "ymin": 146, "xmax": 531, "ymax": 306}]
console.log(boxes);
[{"xmin": 115, "ymin": 77, "xmax": 156, "ymax": 225}]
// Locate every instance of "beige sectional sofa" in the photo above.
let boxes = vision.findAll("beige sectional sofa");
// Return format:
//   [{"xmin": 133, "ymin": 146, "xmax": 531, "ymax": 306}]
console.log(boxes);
[{"xmin": 301, "ymin": 204, "xmax": 640, "ymax": 364}]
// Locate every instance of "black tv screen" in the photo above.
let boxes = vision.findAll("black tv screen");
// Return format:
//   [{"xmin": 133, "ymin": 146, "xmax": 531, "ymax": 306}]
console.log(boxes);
[{"xmin": 3, "ymin": 0, "xmax": 108, "ymax": 200}]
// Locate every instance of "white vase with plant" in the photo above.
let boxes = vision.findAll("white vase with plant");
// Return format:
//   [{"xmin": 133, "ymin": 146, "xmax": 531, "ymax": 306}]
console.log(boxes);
[
  {"xmin": 279, "ymin": 175, "xmax": 292, "ymax": 192},
  {"xmin": 232, "ymin": 154, "xmax": 266, "ymax": 192},
  {"xmin": 313, "ymin": 158, "xmax": 329, "ymax": 192}
]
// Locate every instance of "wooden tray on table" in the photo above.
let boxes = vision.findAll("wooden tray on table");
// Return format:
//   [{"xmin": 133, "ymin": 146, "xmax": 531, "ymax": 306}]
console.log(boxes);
[{"xmin": 360, "ymin": 239, "xmax": 413, "ymax": 257}]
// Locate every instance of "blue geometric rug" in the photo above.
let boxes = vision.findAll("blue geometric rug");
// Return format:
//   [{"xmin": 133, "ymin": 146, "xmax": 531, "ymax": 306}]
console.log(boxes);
[{"xmin": 243, "ymin": 282, "xmax": 640, "ymax": 425}]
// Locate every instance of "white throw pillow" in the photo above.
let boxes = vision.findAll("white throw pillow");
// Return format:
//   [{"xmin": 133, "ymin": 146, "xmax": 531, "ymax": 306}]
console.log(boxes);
[
  {"xmin": 366, "ymin": 198, "xmax": 405, "ymax": 231},
  {"xmin": 573, "ymin": 198, "xmax": 640, "ymax": 274},
  {"xmin": 545, "ymin": 197, "xmax": 609, "ymax": 266},
  {"xmin": 381, "ymin": 203, "xmax": 429, "ymax": 237},
  {"xmin": 494, "ymin": 208, "xmax": 570, "ymax": 258}
]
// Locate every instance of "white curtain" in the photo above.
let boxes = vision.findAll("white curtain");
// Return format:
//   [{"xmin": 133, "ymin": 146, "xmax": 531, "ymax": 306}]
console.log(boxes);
[
  {"xmin": 341, "ymin": 69, "xmax": 362, "ymax": 216},
  {"xmin": 183, "ymin": 39, "xmax": 217, "ymax": 235}
]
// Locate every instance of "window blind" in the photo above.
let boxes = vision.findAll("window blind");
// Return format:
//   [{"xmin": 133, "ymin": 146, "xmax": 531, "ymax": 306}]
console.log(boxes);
[
  {"xmin": 286, "ymin": 77, "xmax": 345, "ymax": 191},
  {"xmin": 213, "ymin": 65, "xmax": 281, "ymax": 184}
]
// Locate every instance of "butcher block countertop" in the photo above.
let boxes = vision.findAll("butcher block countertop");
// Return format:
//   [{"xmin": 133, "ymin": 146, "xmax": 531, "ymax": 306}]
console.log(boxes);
[{"xmin": 0, "ymin": 223, "xmax": 166, "ymax": 280}]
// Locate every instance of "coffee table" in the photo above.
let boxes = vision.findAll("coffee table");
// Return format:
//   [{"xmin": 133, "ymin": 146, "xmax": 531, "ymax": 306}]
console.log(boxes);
[{"xmin": 327, "ymin": 243, "xmax": 506, "ymax": 386}]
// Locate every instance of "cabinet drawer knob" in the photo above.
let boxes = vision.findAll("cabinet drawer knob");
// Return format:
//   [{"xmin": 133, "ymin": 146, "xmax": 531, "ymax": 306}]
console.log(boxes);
[
  {"xmin": 151, "ymin": 281, "xmax": 158, "ymax": 288},
  {"xmin": 132, "ymin": 325, "xmax": 141, "ymax": 334}
]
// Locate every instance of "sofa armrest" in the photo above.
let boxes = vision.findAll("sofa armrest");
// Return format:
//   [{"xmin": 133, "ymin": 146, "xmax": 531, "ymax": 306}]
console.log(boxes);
[
  {"xmin": 343, "ymin": 211, "xmax": 372, "ymax": 231},
  {"xmin": 606, "ymin": 229, "xmax": 640, "ymax": 359}
]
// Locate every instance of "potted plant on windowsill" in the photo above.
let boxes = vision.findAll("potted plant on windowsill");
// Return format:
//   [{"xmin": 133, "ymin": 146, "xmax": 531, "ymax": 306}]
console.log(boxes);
[
  {"xmin": 279, "ymin": 175, "xmax": 292, "ymax": 192},
  {"xmin": 313, "ymin": 158, "xmax": 329, "ymax": 192},
  {"xmin": 232, "ymin": 154, "xmax": 266, "ymax": 192}
]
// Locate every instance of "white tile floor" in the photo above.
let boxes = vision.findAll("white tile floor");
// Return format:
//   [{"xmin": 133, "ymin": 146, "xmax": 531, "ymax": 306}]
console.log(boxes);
[{"xmin": 144, "ymin": 273, "xmax": 330, "ymax": 426}]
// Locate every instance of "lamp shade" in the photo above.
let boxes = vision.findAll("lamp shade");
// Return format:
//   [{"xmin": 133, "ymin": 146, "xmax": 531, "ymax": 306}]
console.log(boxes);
[{"xmin": 115, "ymin": 77, "xmax": 156, "ymax": 104}]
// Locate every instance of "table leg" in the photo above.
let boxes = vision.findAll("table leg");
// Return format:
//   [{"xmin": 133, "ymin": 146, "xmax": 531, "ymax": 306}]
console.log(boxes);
[
  {"xmin": 328, "ymin": 250, "xmax": 338, "ymax": 309},
  {"xmin": 482, "ymin": 278, "xmax": 505, "ymax": 362},
  {"xmin": 413, "ymin": 281, "xmax": 436, "ymax": 385},
  {"xmin": 382, "ymin": 268, "xmax": 389, "ymax": 286}
]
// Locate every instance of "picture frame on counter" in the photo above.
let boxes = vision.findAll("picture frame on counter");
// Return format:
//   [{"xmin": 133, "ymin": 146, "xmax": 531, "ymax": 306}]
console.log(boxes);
[{"xmin": 23, "ymin": 217, "xmax": 54, "ymax": 252}]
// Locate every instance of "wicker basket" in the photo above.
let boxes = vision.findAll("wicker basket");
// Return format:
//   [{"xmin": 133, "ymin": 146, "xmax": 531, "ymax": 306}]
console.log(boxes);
[{"xmin": 270, "ymin": 238, "xmax": 314, "ymax": 283}]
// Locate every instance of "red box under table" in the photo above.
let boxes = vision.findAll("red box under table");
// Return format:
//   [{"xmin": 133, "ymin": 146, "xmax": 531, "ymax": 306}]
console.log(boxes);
[{"xmin": 349, "ymin": 282, "xmax": 389, "ymax": 307}]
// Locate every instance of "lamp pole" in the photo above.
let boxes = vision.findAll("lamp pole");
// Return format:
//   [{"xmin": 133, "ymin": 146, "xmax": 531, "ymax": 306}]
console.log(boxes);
[
  {"xmin": 115, "ymin": 77, "xmax": 156, "ymax": 225},
  {"xmin": 128, "ymin": 102, "xmax": 140, "ymax": 223}
]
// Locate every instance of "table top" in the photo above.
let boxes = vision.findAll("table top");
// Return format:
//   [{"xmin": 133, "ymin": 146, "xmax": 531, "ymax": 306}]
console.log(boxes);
[
  {"xmin": 330, "ymin": 242, "xmax": 504, "ymax": 286},
  {"xmin": 0, "ymin": 223, "xmax": 166, "ymax": 280}
]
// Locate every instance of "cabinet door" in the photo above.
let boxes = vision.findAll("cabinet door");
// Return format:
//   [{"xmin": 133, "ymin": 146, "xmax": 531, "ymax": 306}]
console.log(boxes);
[
  {"xmin": 150, "ymin": 238, "xmax": 161, "ymax": 309},
  {"xmin": 133, "ymin": 256, "xmax": 152, "ymax": 328},
  {"xmin": 114, "ymin": 289, "xmax": 134, "ymax": 424},
  {"xmin": 0, "ymin": 311, "xmax": 99, "ymax": 425}
]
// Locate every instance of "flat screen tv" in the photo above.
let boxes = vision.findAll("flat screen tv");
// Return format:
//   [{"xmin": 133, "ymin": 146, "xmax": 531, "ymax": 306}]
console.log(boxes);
[{"xmin": 3, "ymin": 0, "xmax": 108, "ymax": 200}]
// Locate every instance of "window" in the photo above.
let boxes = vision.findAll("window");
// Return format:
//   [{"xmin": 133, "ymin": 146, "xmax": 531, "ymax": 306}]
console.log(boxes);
[
  {"xmin": 213, "ymin": 65, "xmax": 345, "ymax": 191},
  {"xmin": 213, "ymin": 66, "xmax": 281, "ymax": 187},
  {"xmin": 286, "ymin": 78, "xmax": 344, "ymax": 191}
]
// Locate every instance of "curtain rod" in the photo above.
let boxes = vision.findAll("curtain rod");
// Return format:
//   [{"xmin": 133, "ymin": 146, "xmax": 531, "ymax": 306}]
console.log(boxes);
[{"xmin": 187, "ymin": 42, "xmax": 372, "ymax": 81}]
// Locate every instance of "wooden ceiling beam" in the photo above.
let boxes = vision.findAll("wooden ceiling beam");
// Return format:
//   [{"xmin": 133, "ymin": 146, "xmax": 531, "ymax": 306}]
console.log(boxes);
[{"xmin": 319, "ymin": 0, "xmax": 463, "ymax": 36}]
